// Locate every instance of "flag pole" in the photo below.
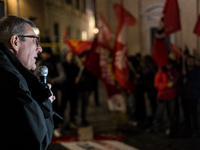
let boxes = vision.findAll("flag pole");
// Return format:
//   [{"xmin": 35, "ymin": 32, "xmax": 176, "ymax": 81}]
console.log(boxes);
[
  {"xmin": 138, "ymin": 0, "xmax": 142, "ymax": 54},
  {"xmin": 197, "ymin": 0, "xmax": 199, "ymax": 55}
]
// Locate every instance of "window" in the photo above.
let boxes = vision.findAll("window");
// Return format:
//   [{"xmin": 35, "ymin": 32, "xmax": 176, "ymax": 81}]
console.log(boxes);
[
  {"xmin": 83, "ymin": 0, "xmax": 86, "ymax": 13},
  {"xmin": 89, "ymin": 0, "xmax": 94, "ymax": 11},
  {"xmin": 67, "ymin": 26, "xmax": 71, "ymax": 38},
  {"xmin": 54, "ymin": 23, "xmax": 59, "ymax": 42},
  {"xmin": 76, "ymin": 29, "xmax": 81, "ymax": 39},
  {"xmin": 82, "ymin": 31, "xmax": 87, "ymax": 41},
  {"xmin": 76, "ymin": 0, "xmax": 80, "ymax": 9},
  {"xmin": 66, "ymin": 0, "xmax": 72, "ymax": 5},
  {"xmin": 0, "ymin": 1, "xmax": 4, "ymax": 19},
  {"xmin": 151, "ymin": 27, "xmax": 170, "ymax": 53}
]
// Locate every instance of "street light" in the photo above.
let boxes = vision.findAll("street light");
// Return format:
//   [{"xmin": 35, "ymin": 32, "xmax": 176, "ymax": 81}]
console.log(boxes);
[{"xmin": 93, "ymin": 27, "xmax": 99, "ymax": 34}]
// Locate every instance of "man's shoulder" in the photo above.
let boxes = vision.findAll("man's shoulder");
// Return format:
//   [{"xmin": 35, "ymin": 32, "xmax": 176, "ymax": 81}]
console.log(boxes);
[
  {"xmin": 0, "ymin": 56, "xmax": 27, "ymax": 91},
  {"xmin": 0, "ymin": 54, "xmax": 21, "ymax": 78}
]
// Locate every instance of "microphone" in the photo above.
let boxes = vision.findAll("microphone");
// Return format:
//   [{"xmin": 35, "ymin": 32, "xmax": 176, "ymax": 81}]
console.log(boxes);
[
  {"xmin": 37, "ymin": 65, "xmax": 63, "ymax": 120},
  {"xmin": 37, "ymin": 66, "xmax": 48, "ymax": 84}
]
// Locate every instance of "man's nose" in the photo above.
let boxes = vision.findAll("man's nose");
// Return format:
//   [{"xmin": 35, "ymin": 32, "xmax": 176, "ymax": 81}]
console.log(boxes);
[{"xmin": 37, "ymin": 45, "xmax": 42, "ymax": 53}]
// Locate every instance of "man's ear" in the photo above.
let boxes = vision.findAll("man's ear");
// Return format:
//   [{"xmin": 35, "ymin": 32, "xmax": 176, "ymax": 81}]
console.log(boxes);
[{"xmin": 9, "ymin": 35, "xmax": 21, "ymax": 55}]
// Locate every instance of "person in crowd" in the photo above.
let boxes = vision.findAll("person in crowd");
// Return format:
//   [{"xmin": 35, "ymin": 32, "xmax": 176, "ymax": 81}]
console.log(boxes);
[
  {"xmin": 90, "ymin": 74, "xmax": 100, "ymax": 106},
  {"xmin": 60, "ymin": 51, "xmax": 79, "ymax": 130},
  {"xmin": 142, "ymin": 55, "xmax": 158, "ymax": 121},
  {"xmin": 151, "ymin": 58, "xmax": 179, "ymax": 138},
  {"xmin": 178, "ymin": 46, "xmax": 190, "ymax": 71},
  {"xmin": 131, "ymin": 54, "xmax": 147, "ymax": 123},
  {"xmin": 126, "ymin": 56, "xmax": 137, "ymax": 126},
  {"xmin": 76, "ymin": 51, "xmax": 94, "ymax": 126},
  {"xmin": 168, "ymin": 51, "xmax": 180, "ymax": 71},
  {"xmin": 0, "ymin": 15, "xmax": 55, "ymax": 149},
  {"xmin": 34, "ymin": 47, "xmax": 66, "ymax": 130},
  {"xmin": 134, "ymin": 55, "xmax": 158, "ymax": 126},
  {"xmin": 178, "ymin": 55, "xmax": 200, "ymax": 137}
]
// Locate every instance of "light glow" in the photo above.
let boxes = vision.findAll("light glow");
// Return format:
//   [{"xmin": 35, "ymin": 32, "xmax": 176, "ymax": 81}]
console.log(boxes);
[
  {"xmin": 93, "ymin": 28, "xmax": 99, "ymax": 34},
  {"xmin": 33, "ymin": 27, "xmax": 40, "ymax": 36}
]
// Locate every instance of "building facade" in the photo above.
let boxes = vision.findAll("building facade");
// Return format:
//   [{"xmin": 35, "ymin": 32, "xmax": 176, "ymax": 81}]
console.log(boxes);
[
  {"xmin": 96, "ymin": 0, "xmax": 200, "ymax": 56},
  {"xmin": 1, "ymin": 0, "xmax": 200, "ymax": 56},
  {"xmin": 2, "ymin": 0, "xmax": 96, "ymax": 49}
]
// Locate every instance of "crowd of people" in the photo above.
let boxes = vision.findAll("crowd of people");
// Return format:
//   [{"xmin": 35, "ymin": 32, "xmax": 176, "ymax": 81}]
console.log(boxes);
[
  {"xmin": 127, "ymin": 49, "xmax": 200, "ymax": 138},
  {"xmin": 34, "ymin": 47, "xmax": 99, "ymax": 137},
  {"xmin": 34, "ymin": 44, "xmax": 200, "ymax": 139}
]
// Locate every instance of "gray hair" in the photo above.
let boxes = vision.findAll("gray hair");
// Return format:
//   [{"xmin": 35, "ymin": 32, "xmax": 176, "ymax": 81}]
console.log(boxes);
[{"xmin": 0, "ymin": 15, "xmax": 35, "ymax": 46}]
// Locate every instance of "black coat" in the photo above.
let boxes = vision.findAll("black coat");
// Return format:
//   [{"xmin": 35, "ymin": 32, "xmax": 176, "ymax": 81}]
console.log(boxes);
[{"xmin": 0, "ymin": 43, "xmax": 54, "ymax": 150}]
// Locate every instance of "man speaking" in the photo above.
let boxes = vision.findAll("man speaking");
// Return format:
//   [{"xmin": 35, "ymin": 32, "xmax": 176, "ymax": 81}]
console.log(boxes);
[{"xmin": 0, "ymin": 15, "xmax": 55, "ymax": 150}]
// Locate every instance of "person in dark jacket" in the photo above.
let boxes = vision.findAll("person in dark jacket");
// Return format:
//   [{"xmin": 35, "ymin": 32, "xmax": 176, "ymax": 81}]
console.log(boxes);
[
  {"xmin": 0, "ymin": 15, "xmax": 55, "ymax": 150},
  {"xmin": 76, "ymin": 51, "xmax": 94, "ymax": 126},
  {"xmin": 60, "ymin": 51, "xmax": 79, "ymax": 129},
  {"xmin": 178, "ymin": 55, "xmax": 200, "ymax": 136}
]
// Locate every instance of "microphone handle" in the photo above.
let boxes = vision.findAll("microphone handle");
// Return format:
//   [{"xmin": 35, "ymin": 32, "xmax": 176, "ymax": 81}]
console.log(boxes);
[
  {"xmin": 38, "ymin": 75, "xmax": 63, "ymax": 120},
  {"xmin": 39, "ymin": 76, "xmax": 47, "ymax": 84}
]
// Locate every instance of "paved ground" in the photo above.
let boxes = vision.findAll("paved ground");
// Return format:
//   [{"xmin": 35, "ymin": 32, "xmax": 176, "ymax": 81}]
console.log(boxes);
[{"xmin": 48, "ymin": 81, "xmax": 200, "ymax": 150}]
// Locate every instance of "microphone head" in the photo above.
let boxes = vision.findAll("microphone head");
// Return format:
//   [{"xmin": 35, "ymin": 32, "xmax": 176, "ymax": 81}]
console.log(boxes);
[{"xmin": 37, "ymin": 66, "xmax": 48, "ymax": 77}]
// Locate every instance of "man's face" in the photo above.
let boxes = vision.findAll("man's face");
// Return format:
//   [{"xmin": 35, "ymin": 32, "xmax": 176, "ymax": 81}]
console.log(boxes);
[
  {"xmin": 16, "ymin": 23, "xmax": 42, "ymax": 70},
  {"xmin": 66, "ymin": 51, "xmax": 73, "ymax": 62}
]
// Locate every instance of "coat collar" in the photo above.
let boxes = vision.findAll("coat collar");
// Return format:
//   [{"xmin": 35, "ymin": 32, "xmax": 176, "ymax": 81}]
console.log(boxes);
[{"xmin": 0, "ymin": 43, "xmax": 51, "ymax": 104}]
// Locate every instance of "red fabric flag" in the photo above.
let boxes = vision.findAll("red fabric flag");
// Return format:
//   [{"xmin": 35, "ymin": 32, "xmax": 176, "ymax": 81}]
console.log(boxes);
[
  {"xmin": 84, "ymin": 37, "xmax": 126, "ymax": 111},
  {"xmin": 113, "ymin": 1, "xmax": 130, "ymax": 90},
  {"xmin": 113, "ymin": 3, "xmax": 137, "ymax": 26},
  {"xmin": 163, "ymin": 0, "xmax": 181, "ymax": 36},
  {"xmin": 152, "ymin": 39, "xmax": 168, "ymax": 68},
  {"xmin": 65, "ymin": 39, "xmax": 93, "ymax": 55},
  {"xmin": 98, "ymin": 12, "xmax": 112, "ymax": 48},
  {"xmin": 194, "ymin": 14, "xmax": 200, "ymax": 36}
]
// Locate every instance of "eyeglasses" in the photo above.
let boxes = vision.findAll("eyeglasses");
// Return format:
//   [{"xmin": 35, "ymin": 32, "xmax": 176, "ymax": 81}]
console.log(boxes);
[{"xmin": 17, "ymin": 35, "xmax": 39, "ymax": 47}]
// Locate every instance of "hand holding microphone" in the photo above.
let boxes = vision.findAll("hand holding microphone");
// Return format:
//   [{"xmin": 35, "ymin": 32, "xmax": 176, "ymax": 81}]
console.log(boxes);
[
  {"xmin": 37, "ymin": 66, "xmax": 56, "ymax": 103},
  {"xmin": 37, "ymin": 65, "xmax": 63, "ymax": 120}
]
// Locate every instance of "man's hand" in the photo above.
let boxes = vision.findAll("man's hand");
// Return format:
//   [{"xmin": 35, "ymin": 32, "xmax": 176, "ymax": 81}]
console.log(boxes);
[{"xmin": 47, "ymin": 84, "xmax": 56, "ymax": 103}]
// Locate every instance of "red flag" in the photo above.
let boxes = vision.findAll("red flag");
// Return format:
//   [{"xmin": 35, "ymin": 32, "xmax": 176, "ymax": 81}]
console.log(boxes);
[
  {"xmin": 84, "ymin": 38, "xmax": 102, "ymax": 79},
  {"xmin": 84, "ymin": 37, "xmax": 126, "ymax": 111},
  {"xmin": 194, "ymin": 14, "xmax": 200, "ymax": 36},
  {"xmin": 163, "ymin": 0, "xmax": 181, "ymax": 36},
  {"xmin": 113, "ymin": 3, "xmax": 137, "ymax": 26},
  {"xmin": 152, "ymin": 39, "xmax": 168, "ymax": 68},
  {"xmin": 113, "ymin": 1, "xmax": 130, "ymax": 90},
  {"xmin": 98, "ymin": 13, "xmax": 112, "ymax": 47},
  {"xmin": 65, "ymin": 39, "xmax": 93, "ymax": 55}
]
